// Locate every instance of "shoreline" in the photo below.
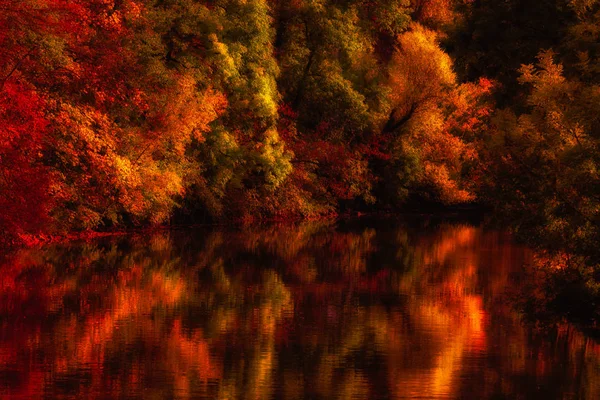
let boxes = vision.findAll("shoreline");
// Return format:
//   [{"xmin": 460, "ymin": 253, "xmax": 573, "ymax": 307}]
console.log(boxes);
[{"xmin": 1, "ymin": 206, "xmax": 489, "ymax": 251}]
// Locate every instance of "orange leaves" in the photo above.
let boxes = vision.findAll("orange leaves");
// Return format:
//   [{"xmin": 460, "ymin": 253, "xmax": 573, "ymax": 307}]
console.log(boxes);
[
  {"xmin": 153, "ymin": 79, "xmax": 228, "ymax": 150},
  {"xmin": 445, "ymin": 78, "xmax": 495, "ymax": 135},
  {"xmin": 382, "ymin": 23, "xmax": 488, "ymax": 206},
  {"xmin": 0, "ymin": 0, "xmax": 235, "ymax": 232},
  {"xmin": 387, "ymin": 23, "xmax": 456, "ymax": 121},
  {"xmin": 385, "ymin": 24, "xmax": 456, "ymax": 133},
  {"xmin": 410, "ymin": 0, "xmax": 456, "ymax": 28},
  {"xmin": 0, "ymin": 0, "xmax": 504, "ymax": 239},
  {"xmin": 422, "ymin": 163, "xmax": 475, "ymax": 204}
]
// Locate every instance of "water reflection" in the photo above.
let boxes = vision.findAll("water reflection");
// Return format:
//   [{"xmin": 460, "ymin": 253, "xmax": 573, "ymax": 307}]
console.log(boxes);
[{"xmin": 0, "ymin": 218, "xmax": 598, "ymax": 399}]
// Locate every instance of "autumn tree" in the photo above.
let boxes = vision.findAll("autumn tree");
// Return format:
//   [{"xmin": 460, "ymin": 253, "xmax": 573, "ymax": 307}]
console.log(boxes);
[
  {"xmin": 0, "ymin": 0, "xmax": 500, "ymax": 241},
  {"xmin": 477, "ymin": 1, "xmax": 600, "ymax": 303},
  {"xmin": 485, "ymin": 52, "xmax": 600, "ymax": 249},
  {"xmin": 0, "ymin": 0, "xmax": 73, "ymax": 242},
  {"xmin": 160, "ymin": 0, "xmax": 294, "ymax": 221},
  {"xmin": 449, "ymin": 0, "xmax": 577, "ymax": 103},
  {"xmin": 410, "ymin": 0, "xmax": 455, "ymax": 28},
  {"xmin": 1, "ymin": 0, "xmax": 228, "ymax": 235},
  {"xmin": 374, "ymin": 23, "xmax": 489, "ymax": 207}
]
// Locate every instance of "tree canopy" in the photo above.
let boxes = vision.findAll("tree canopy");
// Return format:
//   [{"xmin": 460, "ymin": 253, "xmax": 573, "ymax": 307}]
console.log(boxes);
[{"xmin": 2, "ymin": 0, "xmax": 600, "ymax": 297}]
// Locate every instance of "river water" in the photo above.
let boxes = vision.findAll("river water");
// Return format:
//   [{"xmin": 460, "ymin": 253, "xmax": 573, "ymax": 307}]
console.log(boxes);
[{"xmin": 0, "ymin": 217, "xmax": 598, "ymax": 399}]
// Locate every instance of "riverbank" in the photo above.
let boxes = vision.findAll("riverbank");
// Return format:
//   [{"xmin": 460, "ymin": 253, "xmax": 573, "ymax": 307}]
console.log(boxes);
[{"xmin": 2, "ymin": 205, "xmax": 491, "ymax": 251}]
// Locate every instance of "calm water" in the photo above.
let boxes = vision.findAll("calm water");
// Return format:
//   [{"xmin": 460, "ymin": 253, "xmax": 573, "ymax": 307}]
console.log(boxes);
[{"xmin": 0, "ymin": 218, "xmax": 599, "ymax": 399}]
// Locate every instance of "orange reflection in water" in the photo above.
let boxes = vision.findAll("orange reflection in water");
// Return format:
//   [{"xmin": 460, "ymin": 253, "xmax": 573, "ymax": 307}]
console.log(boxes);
[{"xmin": 0, "ymin": 219, "xmax": 598, "ymax": 399}]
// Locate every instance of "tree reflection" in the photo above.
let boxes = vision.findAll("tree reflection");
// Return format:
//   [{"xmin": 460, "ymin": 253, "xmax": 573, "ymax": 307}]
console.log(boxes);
[{"xmin": 0, "ymin": 220, "xmax": 598, "ymax": 399}]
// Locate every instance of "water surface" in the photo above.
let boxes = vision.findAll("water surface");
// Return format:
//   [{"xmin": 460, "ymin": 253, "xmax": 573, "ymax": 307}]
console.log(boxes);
[{"xmin": 1, "ymin": 218, "xmax": 599, "ymax": 399}]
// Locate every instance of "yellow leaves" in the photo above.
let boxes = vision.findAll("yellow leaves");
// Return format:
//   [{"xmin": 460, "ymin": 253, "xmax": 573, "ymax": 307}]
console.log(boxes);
[
  {"xmin": 113, "ymin": 156, "xmax": 137, "ymax": 187},
  {"xmin": 52, "ymin": 79, "xmax": 218, "ymax": 227},
  {"xmin": 412, "ymin": 105, "xmax": 445, "ymax": 137},
  {"xmin": 400, "ymin": 108, "xmax": 477, "ymax": 205},
  {"xmin": 251, "ymin": 70, "xmax": 279, "ymax": 119},
  {"xmin": 209, "ymin": 34, "xmax": 239, "ymax": 81},
  {"xmin": 258, "ymin": 128, "xmax": 293, "ymax": 188},
  {"xmin": 518, "ymin": 52, "xmax": 577, "ymax": 123},
  {"xmin": 487, "ymin": 45, "xmax": 600, "ymax": 250},
  {"xmin": 399, "ymin": 23, "xmax": 455, "ymax": 86},
  {"xmin": 388, "ymin": 23, "xmax": 456, "ymax": 118},
  {"xmin": 516, "ymin": 51, "xmax": 592, "ymax": 149},
  {"xmin": 423, "ymin": 163, "xmax": 475, "ymax": 204},
  {"xmin": 386, "ymin": 26, "xmax": 478, "ymax": 205},
  {"xmin": 138, "ymin": 168, "xmax": 184, "ymax": 222},
  {"xmin": 519, "ymin": 50, "xmax": 565, "ymax": 89}
]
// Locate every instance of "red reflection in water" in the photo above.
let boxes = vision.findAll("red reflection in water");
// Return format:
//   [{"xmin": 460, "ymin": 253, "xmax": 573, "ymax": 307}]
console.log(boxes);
[{"xmin": 0, "ymin": 221, "xmax": 598, "ymax": 399}]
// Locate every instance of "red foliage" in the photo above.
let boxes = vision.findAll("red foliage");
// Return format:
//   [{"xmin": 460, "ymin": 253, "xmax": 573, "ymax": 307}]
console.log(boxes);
[
  {"xmin": 0, "ymin": 82, "xmax": 53, "ymax": 242},
  {"xmin": 357, "ymin": 134, "xmax": 393, "ymax": 161}
]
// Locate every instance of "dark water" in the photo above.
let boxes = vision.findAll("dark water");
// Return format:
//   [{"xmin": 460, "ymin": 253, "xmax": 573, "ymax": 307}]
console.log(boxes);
[{"xmin": 0, "ymin": 218, "xmax": 599, "ymax": 399}]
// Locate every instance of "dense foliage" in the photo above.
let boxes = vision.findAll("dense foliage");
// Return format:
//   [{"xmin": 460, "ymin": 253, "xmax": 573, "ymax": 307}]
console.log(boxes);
[
  {"xmin": 470, "ymin": 0, "xmax": 600, "ymax": 301},
  {"xmin": 2, "ymin": 0, "xmax": 600, "ymax": 297},
  {"xmin": 0, "ymin": 0, "xmax": 489, "ymax": 239}
]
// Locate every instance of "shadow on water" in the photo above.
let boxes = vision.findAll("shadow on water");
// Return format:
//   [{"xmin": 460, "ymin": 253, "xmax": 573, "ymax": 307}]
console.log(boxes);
[{"xmin": 0, "ymin": 216, "xmax": 599, "ymax": 399}]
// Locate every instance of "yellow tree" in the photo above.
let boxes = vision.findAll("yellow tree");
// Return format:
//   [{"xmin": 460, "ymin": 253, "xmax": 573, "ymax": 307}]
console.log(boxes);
[{"xmin": 380, "ymin": 23, "xmax": 479, "ymax": 205}]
